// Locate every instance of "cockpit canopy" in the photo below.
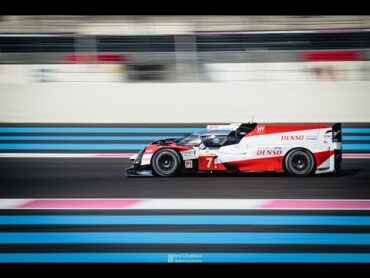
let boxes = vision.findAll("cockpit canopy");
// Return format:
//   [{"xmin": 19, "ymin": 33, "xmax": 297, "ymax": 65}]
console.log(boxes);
[{"xmin": 177, "ymin": 123, "xmax": 257, "ymax": 148}]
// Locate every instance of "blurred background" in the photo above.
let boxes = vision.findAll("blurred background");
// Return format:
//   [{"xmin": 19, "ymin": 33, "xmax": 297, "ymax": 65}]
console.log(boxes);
[
  {"xmin": 1, "ymin": 15, "xmax": 370, "ymax": 123},
  {"xmin": 1, "ymin": 15, "xmax": 370, "ymax": 83}
]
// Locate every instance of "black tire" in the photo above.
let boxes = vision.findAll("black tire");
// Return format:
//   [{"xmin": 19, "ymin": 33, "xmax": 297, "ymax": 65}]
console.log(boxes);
[
  {"xmin": 151, "ymin": 149, "xmax": 182, "ymax": 177},
  {"xmin": 335, "ymin": 161, "xmax": 341, "ymax": 174},
  {"xmin": 284, "ymin": 149, "xmax": 316, "ymax": 177},
  {"xmin": 334, "ymin": 150, "xmax": 342, "ymax": 174}
]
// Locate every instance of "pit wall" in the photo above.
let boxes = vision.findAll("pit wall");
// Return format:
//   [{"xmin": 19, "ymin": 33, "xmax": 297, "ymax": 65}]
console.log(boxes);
[{"xmin": 0, "ymin": 82, "xmax": 369, "ymax": 123}]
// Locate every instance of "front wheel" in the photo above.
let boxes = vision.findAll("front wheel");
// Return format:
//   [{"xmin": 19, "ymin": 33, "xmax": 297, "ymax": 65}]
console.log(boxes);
[
  {"xmin": 284, "ymin": 149, "xmax": 316, "ymax": 177},
  {"xmin": 151, "ymin": 149, "xmax": 182, "ymax": 177}
]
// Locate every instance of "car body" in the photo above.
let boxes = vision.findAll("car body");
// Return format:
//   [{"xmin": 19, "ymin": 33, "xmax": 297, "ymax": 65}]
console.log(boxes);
[{"xmin": 125, "ymin": 123, "xmax": 342, "ymax": 177}]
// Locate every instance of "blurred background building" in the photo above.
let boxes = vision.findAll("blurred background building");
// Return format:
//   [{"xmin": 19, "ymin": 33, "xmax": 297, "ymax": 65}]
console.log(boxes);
[{"xmin": 1, "ymin": 15, "xmax": 370, "ymax": 83}]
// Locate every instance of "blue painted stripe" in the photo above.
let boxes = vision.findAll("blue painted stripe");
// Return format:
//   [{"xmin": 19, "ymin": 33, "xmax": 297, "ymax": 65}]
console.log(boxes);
[
  {"xmin": 0, "ymin": 143, "xmax": 369, "ymax": 151},
  {"xmin": 0, "ymin": 136, "xmax": 181, "ymax": 141},
  {"xmin": 0, "ymin": 144, "xmax": 147, "ymax": 150},
  {"xmin": 1, "ymin": 215, "xmax": 370, "ymax": 226},
  {"xmin": 1, "ymin": 232, "xmax": 370, "ymax": 244},
  {"xmin": 0, "ymin": 127, "xmax": 204, "ymax": 133},
  {"xmin": 343, "ymin": 136, "xmax": 370, "ymax": 141},
  {"xmin": 343, "ymin": 128, "xmax": 370, "ymax": 133},
  {"xmin": 0, "ymin": 135, "xmax": 366, "ymax": 142},
  {"xmin": 0, "ymin": 135, "xmax": 368, "ymax": 142},
  {"xmin": 342, "ymin": 144, "xmax": 370, "ymax": 150},
  {"xmin": 0, "ymin": 253, "xmax": 370, "ymax": 263}
]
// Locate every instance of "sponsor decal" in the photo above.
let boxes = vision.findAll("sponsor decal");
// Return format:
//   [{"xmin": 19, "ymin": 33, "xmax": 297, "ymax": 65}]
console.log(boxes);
[
  {"xmin": 257, "ymin": 149, "xmax": 282, "ymax": 156},
  {"xmin": 181, "ymin": 150, "xmax": 196, "ymax": 160},
  {"xmin": 281, "ymin": 135, "xmax": 304, "ymax": 140},
  {"xmin": 141, "ymin": 154, "xmax": 152, "ymax": 164},
  {"xmin": 207, "ymin": 124, "xmax": 238, "ymax": 131},
  {"xmin": 207, "ymin": 125, "xmax": 219, "ymax": 130},
  {"xmin": 257, "ymin": 125, "xmax": 265, "ymax": 133},
  {"xmin": 138, "ymin": 170, "xmax": 152, "ymax": 176},
  {"xmin": 306, "ymin": 135, "xmax": 318, "ymax": 140},
  {"xmin": 185, "ymin": 160, "xmax": 193, "ymax": 168},
  {"xmin": 145, "ymin": 149, "xmax": 154, "ymax": 154}
]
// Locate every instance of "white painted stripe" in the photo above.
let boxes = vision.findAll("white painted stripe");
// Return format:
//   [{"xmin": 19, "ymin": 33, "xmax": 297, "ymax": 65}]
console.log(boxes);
[
  {"xmin": 0, "ymin": 199, "xmax": 32, "ymax": 208},
  {"xmin": 129, "ymin": 199, "xmax": 270, "ymax": 210}
]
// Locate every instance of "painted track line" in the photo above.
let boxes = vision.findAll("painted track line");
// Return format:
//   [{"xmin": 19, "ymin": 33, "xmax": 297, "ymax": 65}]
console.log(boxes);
[
  {"xmin": 2, "ymin": 199, "xmax": 370, "ymax": 210},
  {"xmin": 1, "ymin": 253, "xmax": 370, "ymax": 263},
  {"xmin": 0, "ymin": 215, "xmax": 369, "ymax": 225},
  {"xmin": 0, "ymin": 136, "xmax": 181, "ymax": 141},
  {"xmin": 1, "ymin": 232, "xmax": 370, "ymax": 244},
  {"xmin": 0, "ymin": 143, "xmax": 148, "ymax": 150}
]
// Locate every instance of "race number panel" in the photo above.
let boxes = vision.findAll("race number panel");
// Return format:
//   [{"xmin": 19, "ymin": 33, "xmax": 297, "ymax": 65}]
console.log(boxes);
[{"xmin": 198, "ymin": 155, "xmax": 227, "ymax": 171}]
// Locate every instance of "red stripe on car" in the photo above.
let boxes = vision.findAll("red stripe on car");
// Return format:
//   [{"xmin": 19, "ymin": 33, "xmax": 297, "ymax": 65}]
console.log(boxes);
[{"xmin": 247, "ymin": 125, "xmax": 330, "ymax": 137}]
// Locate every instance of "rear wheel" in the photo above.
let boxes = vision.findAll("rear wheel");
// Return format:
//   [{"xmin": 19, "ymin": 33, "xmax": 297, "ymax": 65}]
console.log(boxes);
[
  {"xmin": 151, "ymin": 149, "xmax": 182, "ymax": 177},
  {"xmin": 335, "ymin": 150, "xmax": 342, "ymax": 174},
  {"xmin": 285, "ymin": 149, "xmax": 316, "ymax": 177},
  {"xmin": 335, "ymin": 160, "xmax": 341, "ymax": 173}
]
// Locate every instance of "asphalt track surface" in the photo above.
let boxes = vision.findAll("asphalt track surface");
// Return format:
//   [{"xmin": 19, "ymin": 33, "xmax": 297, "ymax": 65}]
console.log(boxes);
[
  {"xmin": 0, "ymin": 158, "xmax": 369, "ymax": 199},
  {"xmin": 1, "ymin": 158, "xmax": 370, "ymax": 263}
]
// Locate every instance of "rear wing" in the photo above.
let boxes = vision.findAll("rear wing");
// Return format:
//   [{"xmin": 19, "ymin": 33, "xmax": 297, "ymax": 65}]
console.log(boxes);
[{"xmin": 332, "ymin": 123, "xmax": 342, "ymax": 168}]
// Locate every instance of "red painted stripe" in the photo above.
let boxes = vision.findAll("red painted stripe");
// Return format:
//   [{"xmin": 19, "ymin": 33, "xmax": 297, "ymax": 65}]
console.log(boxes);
[
  {"xmin": 61, "ymin": 54, "xmax": 126, "ymax": 63},
  {"xmin": 302, "ymin": 51, "xmax": 362, "ymax": 61},
  {"xmin": 97, "ymin": 55, "xmax": 125, "ymax": 62}
]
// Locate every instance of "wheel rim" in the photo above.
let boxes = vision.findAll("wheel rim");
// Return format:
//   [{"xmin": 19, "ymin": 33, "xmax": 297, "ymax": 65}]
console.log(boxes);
[
  {"xmin": 287, "ymin": 151, "xmax": 313, "ymax": 175},
  {"xmin": 157, "ymin": 154, "xmax": 176, "ymax": 173},
  {"xmin": 291, "ymin": 154, "xmax": 308, "ymax": 171}
]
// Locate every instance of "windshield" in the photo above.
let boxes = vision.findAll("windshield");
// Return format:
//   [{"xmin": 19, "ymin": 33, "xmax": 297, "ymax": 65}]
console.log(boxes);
[
  {"xmin": 202, "ymin": 135, "xmax": 229, "ymax": 148},
  {"xmin": 177, "ymin": 134, "xmax": 202, "ymax": 146}
]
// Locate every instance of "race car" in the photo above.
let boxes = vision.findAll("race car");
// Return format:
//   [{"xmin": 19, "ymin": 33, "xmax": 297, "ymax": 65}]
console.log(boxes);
[{"xmin": 125, "ymin": 123, "xmax": 342, "ymax": 177}]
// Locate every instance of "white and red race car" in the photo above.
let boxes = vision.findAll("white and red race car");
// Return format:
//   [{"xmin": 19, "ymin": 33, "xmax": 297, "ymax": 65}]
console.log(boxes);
[{"xmin": 125, "ymin": 123, "xmax": 342, "ymax": 177}]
